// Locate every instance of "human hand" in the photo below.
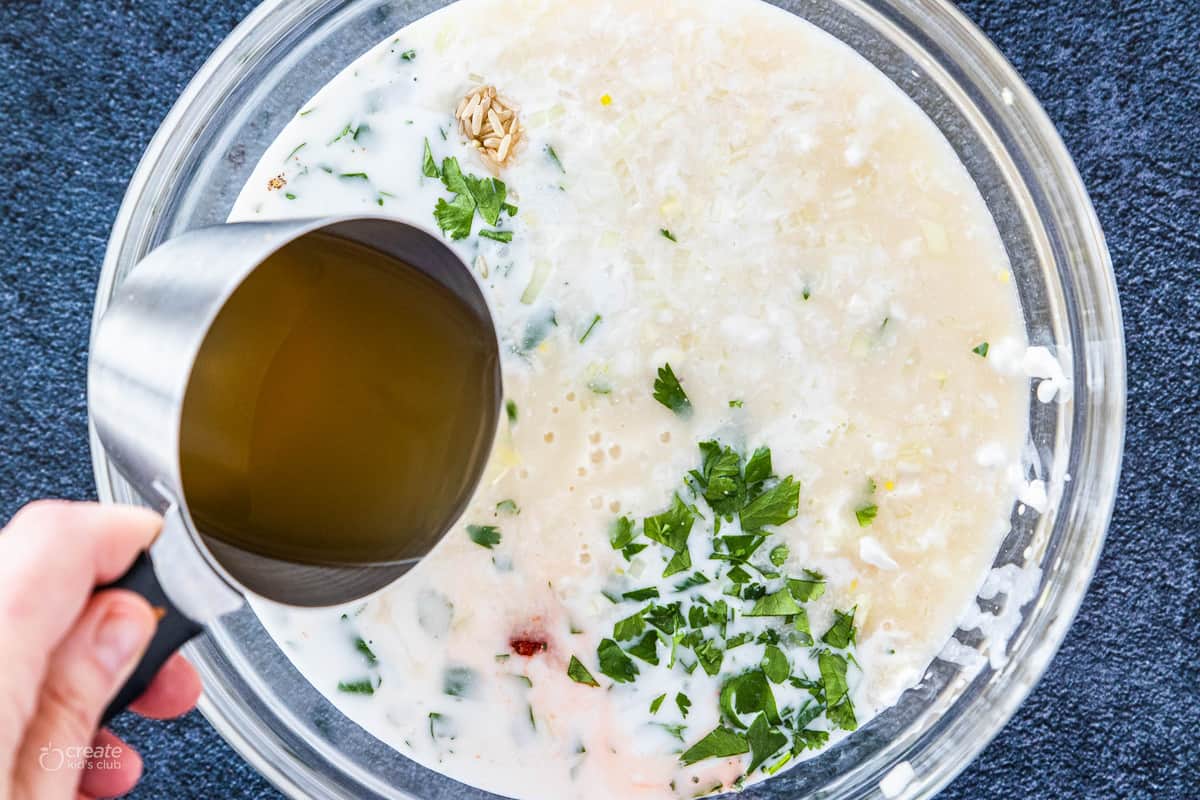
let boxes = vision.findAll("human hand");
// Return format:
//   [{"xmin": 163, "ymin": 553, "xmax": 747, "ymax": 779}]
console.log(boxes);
[{"xmin": 0, "ymin": 501, "xmax": 202, "ymax": 799}]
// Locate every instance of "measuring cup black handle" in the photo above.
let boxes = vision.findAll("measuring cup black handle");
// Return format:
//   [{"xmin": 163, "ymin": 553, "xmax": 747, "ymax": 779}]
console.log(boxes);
[{"xmin": 97, "ymin": 552, "xmax": 204, "ymax": 726}]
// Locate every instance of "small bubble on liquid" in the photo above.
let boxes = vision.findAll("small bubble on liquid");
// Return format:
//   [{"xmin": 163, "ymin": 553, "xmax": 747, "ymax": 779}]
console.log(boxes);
[
  {"xmin": 608, "ymin": 445, "xmax": 622, "ymax": 460},
  {"xmin": 590, "ymin": 449, "xmax": 604, "ymax": 463},
  {"xmin": 566, "ymin": 391, "xmax": 576, "ymax": 402},
  {"xmin": 579, "ymin": 551, "xmax": 591, "ymax": 564},
  {"xmin": 544, "ymin": 432, "xmax": 555, "ymax": 443},
  {"xmin": 659, "ymin": 431, "xmax": 671, "ymax": 443},
  {"xmin": 576, "ymin": 466, "xmax": 587, "ymax": 477},
  {"xmin": 552, "ymin": 406, "xmax": 560, "ymax": 414},
  {"xmin": 609, "ymin": 500, "xmax": 621, "ymax": 513},
  {"xmin": 589, "ymin": 431, "xmax": 602, "ymax": 444},
  {"xmin": 589, "ymin": 496, "xmax": 603, "ymax": 509},
  {"xmin": 519, "ymin": 468, "xmax": 530, "ymax": 479}
]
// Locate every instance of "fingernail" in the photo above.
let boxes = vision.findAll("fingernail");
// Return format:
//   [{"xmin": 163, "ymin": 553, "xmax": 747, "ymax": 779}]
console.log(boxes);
[{"xmin": 94, "ymin": 609, "xmax": 151, "ymax": 675}]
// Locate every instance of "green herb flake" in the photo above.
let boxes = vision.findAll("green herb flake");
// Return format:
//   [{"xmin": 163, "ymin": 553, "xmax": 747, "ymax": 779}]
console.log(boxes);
[
  {"xmin": 821, "ymin": 607, "xmax": 857, "ymax": 649},
  {"xmin": 650, "ymin": 693, "xmax": 666, "ymax": 714},
  {"xmin": 627, "ymin": 631, "xmax": 660, "ymax": 665},
  {"xmin": 674, "ymin": 572, "xmax": 710, "ymax": 591},
  {"xmin": 399, "ymin": 48, "xmax": 416, "ymax": 61},
  {"xmin": 622, "ymin": 587, "xmax": 660, "ymax": 602},
  {"xmin": 597, "ymin": 638, "xmax": 639, "ymax": 683},
  {"xmin": 644, "ymin": 494, "xmax": 695, "ymax": 553},
  {"xmin": 613, "ymin": 611, "xmax": 646, "ymax": 642},
  {"xmin": 660, "ymin": 228, "xmax": 677, "ymax": 242},
  {"xmin": 746, "ymin": 713, "xmax": 789, "ymax": 773},
  {"xmin": 768, "ymin": 545, "xmax": 789, "ymax": 568},
  {"xmin": 786, "ymin": 569, "xmax": 826, "ymax": 602},
  {"xmin": 422, "ymin": 138, "xmax": 439, "ymax": 178},
  {"xmin": 337, "ymin": 679, "xmax": 375, "ymax": 695},
  {"xmin": 567, "ymin": 655, "xmax": 600, "ymax": 687},
  {"xmin": 285, "ymin": 142, "xmax": 307, "ymax": 162},
  {"xmin": 855, "ymin": 503, "xmax": 878, "ymax": 527},
  {"xmin": 355, "ymin": 637, "xmax": 378, "ymax": 666},
  {"xmin": 480, "ymin": 229, "xmax": 513, "ymax": 243},
  {"xmin": 495, "ymin": 499, "xmax": 520, "ymax": 515},
  {"xmin": 610, "ymin": 516, "xmax": 636, "ymax": 549},
  {"xmin": 680, "ymin": 727, "xmax": 749, "ymax": 765},
  {"xmin": 339, "ymin": 172, "xmax": 370, "ymax": 180},
  {"xmin": 546, "ymin": 144, "xmax": 566, "ymax": 173},
  {"xmin": 676, "ymin": 692, "xmax": 692, "ymax": 718},
  {"xmin": 818, "ymin": 651, "xmax": 850, "ymax": 707},
  {"xmin": 434, "ymin": 193, "xmax": 476, "ymax": 239},
  {"xmin": 761, "ymin": 645, "xmax": 790, "ymax": 683},
  {"xmin": 739, "ymin": 477, "xmax": 800, "ymax": 532},
  {"xmin": 729, "ymin": 399, "xmax": 744, "ymax": 408},
  {"xmin": 285, "ymin": 192, "xmax": 297, "ymax": 200},
  {"xmin": 745, "ymin": 588, "xmax": 803, "ymax": 617},
  {"xmin": 466, "ymin": 524, "xmax": 501, "ymax": 549},
  {"xmin": 579, "ymin": 314, "xmax": 602, "ymax": 344},
  {"xmin": 973, "ymin": 341, "xmax": 990, "ymax": 358},
  {"xmin": 652, "ymin": 363, "xmax": 692, "ymax": 417},
  {"xmin": 506, "ymin": 399, "xmax": 518, "ymax": 424}
]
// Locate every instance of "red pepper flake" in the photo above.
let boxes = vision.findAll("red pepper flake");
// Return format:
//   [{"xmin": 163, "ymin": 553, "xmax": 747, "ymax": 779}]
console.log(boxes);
[{"xmin": 510, "ymin": 638, "xmax": 547, "ymax": 657}]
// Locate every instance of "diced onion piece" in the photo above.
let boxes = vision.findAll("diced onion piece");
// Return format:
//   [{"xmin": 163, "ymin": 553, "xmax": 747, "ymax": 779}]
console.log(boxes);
[{"xmin": 520, "ymin": 259, "xmax": 553, "ymax": 305}]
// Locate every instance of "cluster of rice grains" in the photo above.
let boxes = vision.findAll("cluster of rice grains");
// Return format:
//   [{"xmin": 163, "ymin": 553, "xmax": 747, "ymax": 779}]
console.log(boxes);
[{"xmin": 456, "ymin": 85, "xmax": 522, "ymax": 170}]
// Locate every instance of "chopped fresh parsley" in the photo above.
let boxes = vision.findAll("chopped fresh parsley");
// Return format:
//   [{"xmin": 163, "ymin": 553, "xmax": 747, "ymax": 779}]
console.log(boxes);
[
  {"xmin": 399, "ymin": 48, "xmax": 416, "ymax": 61},
  {"xmin": 729, "ymin": 399, "xmax": 744, "ymax": 408},
  {"xmin": 627, "ymin": 631, "xmax": 660, "ymax": 665},
  {"xmin": 650, "ymin": 693, "xmax": 666, "ymax": 714},
  {"xmin": 855, "ymin": 503, "xmax": 878, "ymax": 527},
  {"xmin": 610, "ymin": 516, "xmax": 636, "ymax": 549},
  {"xmin": 746, "ymin": 713, "xmax": 789, "ymax": 773},
  {"xmin": 660, "ymin": 228, "xmax": 677, "ymax": 242},
  {"xmin": 675, "ymin": 692, "xmax": 692, "ymax": 718},
  {"xmin": 545, "ymin": 144, "xmax": 566, "ymax": 173},
  {"xmin": 495, "ymin": 499, "xmax": 520, "ymax": 515},
  {"xmin": 973, "ymin": 341, "xmax": 990, "ymax": 358},
  {"xmin": 787, "ymin": 570, "xmax": 826, "ymax": 602},
  {"xmin": 652, "ymin": 363, "xmax": 691, "ymax": 417},
  {"xmin": 769, "ymin": 544, "xmax": 789, "ymax": 567},
  {"xmin": 339, "ymin": 172, "xmax": 369, "ymax": 180},
  {"xmin": 760, "ymin": 645, "xmax": 789, "ymax": 683},
  {"xmin": 622, "ymin": 587, "xmax": 660, "ymax": 602},
  {"xmin": 739, "ymin": 477, "xmax": 801, "ymax": 532},
  {"xmin": 596, "ymin": 638, "xmax": 638, "ymax": 683},
  {"xmin": 480, "ymin": 229, "xmax": 513, "ymax": 243},
  {"xmin": 422, "ymin": 138, "xmax": 439, "ymax": 178},
  {"xmin": 567, "ymin": 655, "xmax": 600, "ymax": 687},
  {"xmin": 680, "ymin": 727, "xmax": 748, "ymax": 765},
  {"xmin": 745, "ymin": 588, "xmax": 803, "ymax": 617},
  {"xmin": 613, "ymin": 611, "xmax": 646, "ymax": 641},
  {"xmin": 505, "ymin": 399, "xmax": 518, "ymax": 424},
  {"xmin": 466, "ymin": 524, "xmax": 501, "ymax": 549},
  {"xmin": 430, "ymin": 154, "xmax": 516, "ymax": 241},
  {"xmin": 822, "ymin": 607, "xmax": 857, "ymax": 649}
]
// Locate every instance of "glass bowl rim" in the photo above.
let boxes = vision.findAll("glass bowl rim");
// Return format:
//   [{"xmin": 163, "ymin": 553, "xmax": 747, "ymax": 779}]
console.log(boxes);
[{"xmin": 88, "ymin": 0, "xmax": 1125, "ymax": 797}]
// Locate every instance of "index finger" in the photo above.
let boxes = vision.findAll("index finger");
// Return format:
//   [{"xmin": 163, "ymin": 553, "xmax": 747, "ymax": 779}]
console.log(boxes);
[{"xmin": 0, "ymin": 501, "xmax": 161, "ymax": 733}]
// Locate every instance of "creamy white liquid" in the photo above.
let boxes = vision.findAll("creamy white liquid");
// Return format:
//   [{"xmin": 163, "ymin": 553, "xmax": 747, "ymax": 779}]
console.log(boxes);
[{"xmin": 229, "ymin": 0, "xmax": 1031, "ymax": 796}]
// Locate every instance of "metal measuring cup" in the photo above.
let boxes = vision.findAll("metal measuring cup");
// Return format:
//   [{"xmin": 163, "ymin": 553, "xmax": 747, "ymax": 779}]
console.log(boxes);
[{"xmin": 88, "ymin": 216, "xmax": 501, "ymax": 723}]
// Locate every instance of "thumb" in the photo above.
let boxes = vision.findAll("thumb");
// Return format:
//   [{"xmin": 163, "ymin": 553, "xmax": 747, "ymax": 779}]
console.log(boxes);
[{"xmin": 11, "ymin": 590, "xmax": 156, "ymax": 800}]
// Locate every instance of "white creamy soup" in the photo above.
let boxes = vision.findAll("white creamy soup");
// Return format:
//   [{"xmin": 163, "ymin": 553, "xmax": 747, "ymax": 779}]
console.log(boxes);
[{"xmin": 229, "ymin": 0, "xmax": 1032, "ymax": 796}]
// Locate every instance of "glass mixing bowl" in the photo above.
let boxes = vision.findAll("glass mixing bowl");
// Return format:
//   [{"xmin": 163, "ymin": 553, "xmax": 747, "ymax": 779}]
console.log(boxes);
[{"xmin": 88, "ymin": 0, "xmax": 1124, "ymax": 797}]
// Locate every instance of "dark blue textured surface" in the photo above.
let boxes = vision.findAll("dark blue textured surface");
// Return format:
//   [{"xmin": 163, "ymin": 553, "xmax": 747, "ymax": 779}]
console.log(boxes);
[{"xmin": 1, "ymin": 1, "xmax": 1196, "ymax": 798}]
